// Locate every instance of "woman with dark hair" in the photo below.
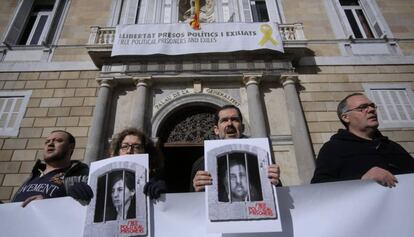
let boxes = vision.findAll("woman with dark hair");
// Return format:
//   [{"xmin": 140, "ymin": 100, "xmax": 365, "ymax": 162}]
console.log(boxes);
[
  {"xmin": 106, "ymin": 171, "xmax": 136, "ymax": 220},
  {"xmin": 110, "ymin": 128, "xmax": 166, "ymax": 199}
]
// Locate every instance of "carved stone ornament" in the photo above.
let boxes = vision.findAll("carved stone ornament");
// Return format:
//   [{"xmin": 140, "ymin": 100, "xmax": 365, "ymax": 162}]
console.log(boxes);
[{"xmin": 166, "ymin": 112, "xmax": 216, "ymax": 143}]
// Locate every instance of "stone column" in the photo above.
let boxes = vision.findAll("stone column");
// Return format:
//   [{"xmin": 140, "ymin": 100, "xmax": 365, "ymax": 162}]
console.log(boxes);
[
  {"xmin": 243, "ymin": 74, "xmax": 267, "ymax": 137},
  {"xmin": 281, "ymin": 75, "xmax": 315, "ymax": 183},
  {"xmin": 130, "ymin": 76, "xmax": 151, "ymax": 130},
  {"xmin": 84, "ymin": 79, "xmax": 114, "ymax": 165}
]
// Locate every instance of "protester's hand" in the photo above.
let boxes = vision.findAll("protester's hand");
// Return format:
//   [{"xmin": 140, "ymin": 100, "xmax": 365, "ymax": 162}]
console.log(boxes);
[
  {"xmin": 193, "ymin": 171, "xmax": 212, "ymax": 192},
  {"xmin": 144, "ymin": 178, "xmax": 167, "ymax": 199},
  {"xmin": 268, "ymin": 164, "xmax": 281, "ymax": 186},
  {"xmin": 22, "ymin": 194, "xmax": 45, "ymax": 208},
  {"xmin": 361, "ymin": 166, "xmax": 398, "ymax": 188},
  {"xmin": 67, "ymin": 182, "xmax": 94, "ymax": 203}
]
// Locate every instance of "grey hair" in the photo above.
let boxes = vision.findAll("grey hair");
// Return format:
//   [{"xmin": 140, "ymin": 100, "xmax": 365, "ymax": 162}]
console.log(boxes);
[{"xmin": 337, "ymin": 93, "xmax": 365, "ymax": 127}]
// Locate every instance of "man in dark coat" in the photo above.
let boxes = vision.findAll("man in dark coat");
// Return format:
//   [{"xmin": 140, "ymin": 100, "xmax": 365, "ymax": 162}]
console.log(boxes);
[
  {"xmin": 311, "ymin": 93, "xmax": 414, "ymax": 187},
  {"xmin": 190, "ymin": 104, "xmax": 281, "ymax": 192},
  {"xmin": 12, "ymin": 130, "xmax": 93, "ymax": 206}
]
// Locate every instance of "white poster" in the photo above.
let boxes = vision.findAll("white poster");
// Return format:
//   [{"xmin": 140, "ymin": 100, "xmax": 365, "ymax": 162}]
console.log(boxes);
[
  {"xmin": 2, "ymin": 174, "xmax": 414, "ymax": 237},
  {"xmin": 84, "ymin": 155, "xmax": 149, "ymax": 237},
  {"xmin": 204, "ymin": 138, "xmax": 282, "ymax": 233},
  {"xmin": 111, "ymin": 22, "xmax": 284, "ymax": 56}
]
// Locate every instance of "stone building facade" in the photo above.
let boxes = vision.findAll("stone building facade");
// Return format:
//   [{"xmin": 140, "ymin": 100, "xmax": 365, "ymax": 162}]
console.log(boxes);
[{"xmin": 0, "ymin": 0, "xmax": 413, "ymax": 201}]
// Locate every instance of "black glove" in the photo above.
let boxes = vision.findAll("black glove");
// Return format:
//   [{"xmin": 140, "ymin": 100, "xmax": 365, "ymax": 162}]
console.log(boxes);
[
  {"xmin": 143, "ymin": 178, "xmax": 167, "ymax": 199},
  {"xmin": 67, "ymin": 182, "xmax": 94, "ymax": 203}
]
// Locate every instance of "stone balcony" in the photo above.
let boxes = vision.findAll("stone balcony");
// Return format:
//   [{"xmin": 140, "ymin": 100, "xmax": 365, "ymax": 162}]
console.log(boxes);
[{"xmin": 86, "ymin": 23, "xmax": 307, "ymax": 67}]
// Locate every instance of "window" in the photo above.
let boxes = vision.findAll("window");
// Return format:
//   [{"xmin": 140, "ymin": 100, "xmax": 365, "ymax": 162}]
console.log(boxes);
[
  {"xmin": 332, "ymin": 0, "xmax": 387, "ymax": 39},
  {"xmin": 241, "ymin": 0, "xmax": 269, "ymax": 22},
  {"xmin": 340, "ymin": 0, "xmax": 374, "ymax": 38},
  {"xmin": 250, "ymin": 0, "xmax": 269, "ymax": 22},
  {"xmin": 364, "ymin": 83, "xmax": 414, "ymax": 128},
  {"xmin": 4, "ymin": 0, "xmax": 68, "ymax": 47},
  {"xmin": 116, "ymin": 0, "xmax": 142, "ymax": 24},
  {"xmin": 0, "ymin": 91, "xmax": 32, "ymax": 137}
]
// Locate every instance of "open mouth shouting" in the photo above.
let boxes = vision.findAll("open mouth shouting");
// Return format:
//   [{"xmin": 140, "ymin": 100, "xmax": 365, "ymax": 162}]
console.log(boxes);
[{"xmin": 224, "ymin": 126, "xmax": 238, "ymax": 137}]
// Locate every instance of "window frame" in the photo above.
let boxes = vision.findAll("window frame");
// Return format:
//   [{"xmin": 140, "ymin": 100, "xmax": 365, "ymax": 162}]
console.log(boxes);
[
  {"xmin": 3, "ymin": 0, "xmax": 68, "ymax": 47},
  {"xmin": 25, "ymin": 10, "xmax": 53, "ymax": 45},
  {"xmin": 0, "ymin": 90, "xmax": 32, "ymax": 137},
  {"xmin": 341, "ymin": 2, "xmax": 375, "ymax": 39},
  {"xmin": 363, "ymin": 83, "xmax": 414, "ymax": 129},
  {"xmin": 331, "ymin": 0, "xmax": 388, "ymax": 39},
  {"xmin": 324, "ymin": 0, "xmax": 398, "ymax": 56},
  {"xmin": 249, "ymin": 0, "xmax": 269, "ymax": 22}
]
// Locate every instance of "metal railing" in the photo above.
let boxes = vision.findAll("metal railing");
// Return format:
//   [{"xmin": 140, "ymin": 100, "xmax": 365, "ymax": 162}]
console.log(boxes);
[{"xmin": 88, "ymin": 23, "xmax": 306, "ymax": 45}]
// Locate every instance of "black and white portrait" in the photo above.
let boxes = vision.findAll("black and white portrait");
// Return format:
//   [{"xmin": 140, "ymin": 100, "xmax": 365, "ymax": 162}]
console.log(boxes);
[
  {"xmin": 84, "ymin": 155, "xmax": 149, "ymax": 237},
  {"xmin": 94, "ymin": 170, "xmax": 136, "ymax": 222},
  {"xmin": 217, "ymin": 152, "xmax": 263, "ymax": 202},
  {"xmin": 206, "ymin": 138, "xmax": 279, "ymax": 224}
]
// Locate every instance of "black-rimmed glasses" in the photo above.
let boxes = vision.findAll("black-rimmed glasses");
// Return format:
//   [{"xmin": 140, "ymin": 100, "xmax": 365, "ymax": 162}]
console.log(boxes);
[
  {"xmin": 344, "ymin": 103, "xmax": 377, "ymax": 113},
  {"xmin": 120, "ymin": 143, "xmax": 144, "ymax": 153}
]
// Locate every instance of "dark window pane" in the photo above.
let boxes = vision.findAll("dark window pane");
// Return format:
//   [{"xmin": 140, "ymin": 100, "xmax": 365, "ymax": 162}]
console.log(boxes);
[
  {"xmin": 345, "ymin": 10, "xmax": 363, "ymax": 38},
  {"xmin": 135, "ymin": 0, "xmax": 142, "ymax": 23},
  {"xmin": 18, "ymin": 15, "xmax": 36, "ymax": 45},
  {"xmin": 339, "ymin": 0, "xmax": 359, "ymax": 6},
  {"xmin": 256, "ymin": 2, "xmax": 269, "ymax": 22},
  {"xmin": 29, "ymin": 15, "xmax": 48, "ymax": 45},
  {"xmin": 251, "ymin": 1, "xmax": 269, "ymax": 22},
  {"xmin": 356, "ymin": 9, "xmax": 374, "ymax": 38}
]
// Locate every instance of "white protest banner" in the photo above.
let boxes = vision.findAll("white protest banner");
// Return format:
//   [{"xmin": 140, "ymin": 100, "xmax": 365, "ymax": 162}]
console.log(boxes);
[
  {"xmin": 2, "ymin": 174, "xmax": 414, "ymax": 237},
  {"xmin": 111, "ymin": 22, "xmax": 284, "ymax": 56}
]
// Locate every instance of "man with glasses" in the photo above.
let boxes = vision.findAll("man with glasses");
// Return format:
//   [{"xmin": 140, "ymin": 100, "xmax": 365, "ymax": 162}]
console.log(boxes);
[{"xmin": 311, "ymin": 93, "xmax": 414, "ymax": 187}]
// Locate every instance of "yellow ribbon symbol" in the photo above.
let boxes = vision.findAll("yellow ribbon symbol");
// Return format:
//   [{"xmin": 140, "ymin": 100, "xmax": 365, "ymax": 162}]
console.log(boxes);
[{"xmin": 258, "ymin": 24, "xmax": 278, "ymax": 47}]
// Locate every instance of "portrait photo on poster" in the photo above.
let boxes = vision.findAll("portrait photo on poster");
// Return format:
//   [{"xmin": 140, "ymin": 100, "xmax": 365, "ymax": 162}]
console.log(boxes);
[
  {"xmin": 84, "ymin": 155, "xmax": 149, "ymax": 237},
  {"xmin": 205, "ymin": 138, "xmax": 279, "ymax": 226}
]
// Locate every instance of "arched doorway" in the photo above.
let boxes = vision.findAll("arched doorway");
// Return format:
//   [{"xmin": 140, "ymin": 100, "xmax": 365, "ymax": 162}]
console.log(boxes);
[{"xmin": 157, "ymin": 104, "xmax": 219, "ymax": 192}]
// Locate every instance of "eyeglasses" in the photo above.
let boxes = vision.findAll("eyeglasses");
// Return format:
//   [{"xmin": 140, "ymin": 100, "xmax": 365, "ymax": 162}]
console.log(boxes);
[
  {"xmin": 120, "ymin": 143, "xmax": 144, "ymax": 152},
  {"xmin": 344, "ymin": 103, "xmax": 377, "ymax": 113}
]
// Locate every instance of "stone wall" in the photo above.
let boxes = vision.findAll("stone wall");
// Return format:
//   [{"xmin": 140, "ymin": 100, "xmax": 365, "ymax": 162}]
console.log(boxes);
[
  {"xmin": 0, "ymin": 70, "xmax": 99, "ymax": 202},
  {"xmin": 299, "ymin": 65, "xmax": 414, "ymax": 156}
]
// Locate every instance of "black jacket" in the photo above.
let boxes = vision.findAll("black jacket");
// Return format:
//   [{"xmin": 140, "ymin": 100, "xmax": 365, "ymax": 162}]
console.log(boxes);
[
  {"xmin": 311, "ymin": 129, "xmax": 414, "ymax": 184},
  {"xmin": 12, "ymin": 160, "xmax": 89, "ymax": 201}
]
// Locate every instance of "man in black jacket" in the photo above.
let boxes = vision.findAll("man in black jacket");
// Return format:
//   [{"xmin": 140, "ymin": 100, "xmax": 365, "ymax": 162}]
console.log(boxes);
[
  {"xmin": 311, "ymin": 93, "xmax": 414, "ymax": 187},
  {"xmin": 190, "ymin": 104, "xmax": 281, "ymax": 192},
  {"xmin": 12, "ymin": 130, "xmax": 93, "ymax": 206}
]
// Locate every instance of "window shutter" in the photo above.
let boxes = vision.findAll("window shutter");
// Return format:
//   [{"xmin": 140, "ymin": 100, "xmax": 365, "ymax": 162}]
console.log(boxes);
[
  {"xmin": 332, "ymin": 0, "xmax": 353, "ymax": 38},
  {"xmin": 359, "ymin": 0, "xmax": 384, "ymax": 37},
  {"xmin": 125, "ymin": 0, "xmax": 141, "ymax": 24},
  {"xmin": 372, "ymin": 88, "xmax": 414, "ymax": 123},
  {"xmin": 4, "ymin": 0, "xmax": 35, "ymax": 45},
  {"xmin": 399, "ymin": 90, "xmax": 414, "ymax": 120},
  {"xmin": 163, "ymin": 0, "xmax": 172, "ymax": 23},
  {"xmin": 241, "ymin": 0, "xmax": 253, "ymax": 22},
  {"xmin": 44, "ymin": 0, "xmax": 66, "ymax": 45},
  {"xmin": 371, "ymin": 90, "xmax": 389, "ymax": 121},
  {"xmin": 0, "ymin": 97, "xmax": 22, "ymax": 131}
]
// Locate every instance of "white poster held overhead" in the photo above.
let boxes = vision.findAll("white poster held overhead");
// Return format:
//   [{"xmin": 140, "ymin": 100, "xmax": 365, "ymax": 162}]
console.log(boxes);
[
  {"xmin": 204, "ymin": 138, "xmax": 282, "ymax": 234},
  {"xmin": 111, "ymin": 22, "xmax": 284, "ymax": 56},
  {"xmin": 84, "ymin": 154, "xmax": 149, "ymax": 237}
]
